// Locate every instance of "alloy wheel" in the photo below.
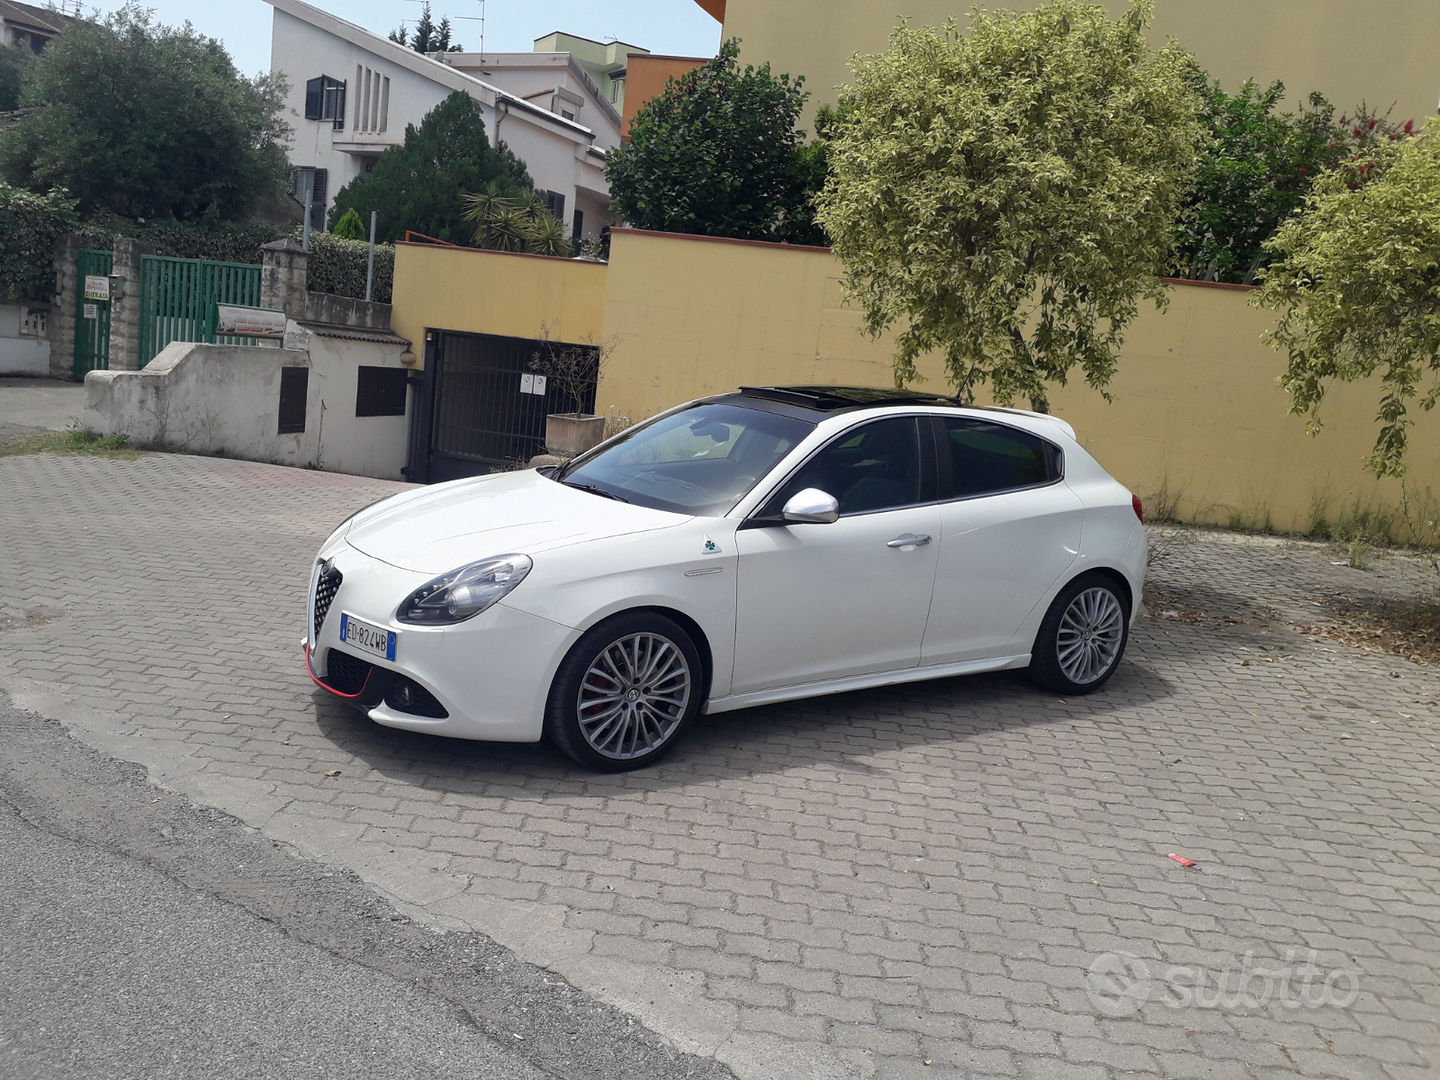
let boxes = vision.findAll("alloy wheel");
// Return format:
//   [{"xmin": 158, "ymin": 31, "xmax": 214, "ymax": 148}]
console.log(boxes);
[
  {"xmin": 576, "ymin": 632, "xmax": 692, "ymax": 760},
  {"xmin": 1055, "ymin": 587, "xmax": 1125, "ymax": 685}
]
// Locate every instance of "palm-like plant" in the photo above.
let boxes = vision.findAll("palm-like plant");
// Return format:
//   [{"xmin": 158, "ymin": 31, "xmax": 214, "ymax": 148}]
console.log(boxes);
[
  {"xmin": 524, "ymin": 213, "xmax": 572, "ymax": 257},
  {"xmin": 462, "ymin": 182, "xmax": 573, "ymax": 256}
]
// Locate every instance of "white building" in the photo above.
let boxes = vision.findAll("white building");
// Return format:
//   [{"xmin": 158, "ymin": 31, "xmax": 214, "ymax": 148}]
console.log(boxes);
[
  {"xmin": 265, "ymin": 0, "xmax": 628, "ymax": 242},
  {"xmin": 0, "ymin": 0, "xmax": 75, "ymax": 54}
]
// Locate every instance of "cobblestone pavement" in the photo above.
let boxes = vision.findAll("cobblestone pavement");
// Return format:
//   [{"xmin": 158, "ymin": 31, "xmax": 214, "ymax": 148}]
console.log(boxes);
[{"xmin": 3, "ymin": 451, "xmax": 1439, "ymax": 1080}]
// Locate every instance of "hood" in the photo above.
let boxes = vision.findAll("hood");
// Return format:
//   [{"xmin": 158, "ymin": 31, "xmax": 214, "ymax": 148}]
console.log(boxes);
[{"xmin": 345, "ymin": 469, "xmax": 684, "ymax": 574}]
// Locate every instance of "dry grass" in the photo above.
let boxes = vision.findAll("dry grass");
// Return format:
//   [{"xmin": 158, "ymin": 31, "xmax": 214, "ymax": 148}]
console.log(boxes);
[{"xmin": 0, "ymin": 429, "xmax": 139, "ymax": 461}]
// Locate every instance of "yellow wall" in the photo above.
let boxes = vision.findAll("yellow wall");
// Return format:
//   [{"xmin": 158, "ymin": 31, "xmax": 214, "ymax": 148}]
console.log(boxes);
[
  {"xmin": 715, "ymin": 0, "xmax": 1440, "ymax": 127},
  {"xmin": 596, "ymin": 229, "xmax": 1440, "ymax": 536},
  {"xmin": 390, "ymin": 242, "xmax": 608, "ymax": 358},
  {"xmin": 391, "ymin": 229, "xmax": 1440, "ymax": 538}
]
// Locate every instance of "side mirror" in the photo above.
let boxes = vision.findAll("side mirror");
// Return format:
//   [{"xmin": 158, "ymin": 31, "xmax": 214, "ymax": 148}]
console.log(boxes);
[{"xmin": 782, "ymin": 488, "xmax": 840, "ymax": 524}]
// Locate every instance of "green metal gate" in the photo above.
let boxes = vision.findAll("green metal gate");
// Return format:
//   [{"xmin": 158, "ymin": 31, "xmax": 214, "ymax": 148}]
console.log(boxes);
[
  {"xmin": 137, "ymin": 255, "xmax": 264, "ymax": 368},
  {"xmin": 73, "ymin": 249, "xmax": 113, "ymax": 379}
]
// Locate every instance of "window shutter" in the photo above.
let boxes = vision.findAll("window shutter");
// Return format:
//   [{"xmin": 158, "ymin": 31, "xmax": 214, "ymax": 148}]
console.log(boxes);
[
  {"xmin": 333, "ymin": 81, "xmax": 346, "ymax": 125},
  {"xmin": 310, "ymin": 169, "xmax": 328, "ymax": 230},
  {"xmin": 304, "ymin": 77, "xmax": 323, "ymax": 120},
  {"xmin": 278, "ymin": 367, "xmax": 309, "ymax": 434}
]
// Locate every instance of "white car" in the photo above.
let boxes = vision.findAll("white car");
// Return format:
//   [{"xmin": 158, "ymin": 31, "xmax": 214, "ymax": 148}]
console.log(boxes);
[{"xmin": 305, "ymin": 386, "xmax": 1146, "ymax": 771}]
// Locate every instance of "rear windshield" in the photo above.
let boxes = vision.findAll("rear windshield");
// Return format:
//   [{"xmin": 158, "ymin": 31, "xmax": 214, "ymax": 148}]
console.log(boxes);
[{"xmin": 555, "ymin": 403, "xmax": 814, "ymax": 516}]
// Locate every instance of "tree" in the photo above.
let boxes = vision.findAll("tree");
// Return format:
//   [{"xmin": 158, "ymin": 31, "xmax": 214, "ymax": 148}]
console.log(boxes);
[
  {"xmin": 1254, "ymin": 120, "xmax": 1440, "ymax": 478},
  {"xmin": 389, "ymin": 4, "xmax": 462, "ymax": 53},
  {"xmin": 330, "ymin": 92, "xmax": 532, "ymax": 245},
  {"xmin": 0, "ymin": 45, "xmax": 32, "ymax": 111},
  {"xmin": 815, "ymin": 0, "xmax": 1204, "ymax": 410},
  {"xmin": 1172, "ymin": 81, "xmax": 1346, "ymax": 283},
  {"xmin": 605, "ymin": 39, "xmax": 822, "ymax": 244},
  {"xmin": 330, "ymin": 206, "xmax": 366, "ymax": 239},
  {"xmin": 0, "ymin": 5, "xmax": 289, "ymax": 221},
  {"xmin": 1171, "ymin": 81, "xmax": 1414, "ymax": 284}
]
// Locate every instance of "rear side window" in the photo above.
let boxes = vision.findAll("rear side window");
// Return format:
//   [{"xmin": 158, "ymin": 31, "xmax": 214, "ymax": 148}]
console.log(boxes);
[{"xmin": 941, "ymin": 418, "xmax": 1060, "ymax": 499}]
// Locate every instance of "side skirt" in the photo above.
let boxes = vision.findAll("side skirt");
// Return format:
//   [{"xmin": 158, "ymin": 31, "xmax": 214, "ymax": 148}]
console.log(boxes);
[{"xmin": 703, "ymin": 653, "xmax": 1032, "ymax": 716}]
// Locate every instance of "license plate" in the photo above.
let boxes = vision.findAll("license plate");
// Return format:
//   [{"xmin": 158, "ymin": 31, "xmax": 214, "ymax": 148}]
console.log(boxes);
[{"xmin": 339, "ymin": 613, "xmax": 397, "ymax": 661}]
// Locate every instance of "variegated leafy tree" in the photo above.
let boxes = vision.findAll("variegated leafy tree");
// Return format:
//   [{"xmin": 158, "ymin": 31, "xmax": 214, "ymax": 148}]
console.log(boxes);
[
  {"xmin": 1254, "ymin": 120, "xmax": 1440, "ymax": 477},
  {"xmin": 816, "ymin": 0, "xmax": 1204, "ymax": 410}
]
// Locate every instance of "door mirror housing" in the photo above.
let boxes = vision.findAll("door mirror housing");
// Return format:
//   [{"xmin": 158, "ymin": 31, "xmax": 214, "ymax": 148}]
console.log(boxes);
[{"xmin": 782, "ymin": 488, "xmax": 840, "ymax": 524}]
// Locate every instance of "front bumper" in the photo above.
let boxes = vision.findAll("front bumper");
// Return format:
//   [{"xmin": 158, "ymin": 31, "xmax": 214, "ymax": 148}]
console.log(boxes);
[{"xmin": 305, "ymin": 543, "xmax": 578, "ymax": 742}]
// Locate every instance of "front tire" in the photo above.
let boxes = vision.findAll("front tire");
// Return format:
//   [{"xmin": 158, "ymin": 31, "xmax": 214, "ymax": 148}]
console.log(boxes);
[
  {"xmin": 1029, "ymin": 572, "xmax": 1130, "ymax": 695},
  {"xmin": 545, "ymin": 612, "xmax": 702, "ymax": 772}
]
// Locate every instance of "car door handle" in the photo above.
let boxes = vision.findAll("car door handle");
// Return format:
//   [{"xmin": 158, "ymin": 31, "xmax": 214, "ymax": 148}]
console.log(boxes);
[{"xmin": 886, "ymin": 534, "xmax": 932, "ymax": 548}]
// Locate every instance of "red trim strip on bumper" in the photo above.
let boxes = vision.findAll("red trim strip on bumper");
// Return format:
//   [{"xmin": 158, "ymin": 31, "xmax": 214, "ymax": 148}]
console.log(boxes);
[{"xmin": 304, "ymin": 642, "xmax": 371, "ymax": 699}]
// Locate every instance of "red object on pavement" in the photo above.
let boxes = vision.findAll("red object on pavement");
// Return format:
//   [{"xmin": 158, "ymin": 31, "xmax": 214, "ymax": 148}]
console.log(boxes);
[{"xmin": 1166, "ymin": 853, "xmax": 1197, "ymax": 867}]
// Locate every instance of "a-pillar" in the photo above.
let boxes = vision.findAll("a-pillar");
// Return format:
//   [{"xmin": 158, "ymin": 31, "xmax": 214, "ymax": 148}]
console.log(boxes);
[
  {"xmin": 261, "ymin": 238, "xmax": 309, "ymax": 317},
  {"xmin": 108, "ymin": 237, "xmax": 156, "ymax": 371}
]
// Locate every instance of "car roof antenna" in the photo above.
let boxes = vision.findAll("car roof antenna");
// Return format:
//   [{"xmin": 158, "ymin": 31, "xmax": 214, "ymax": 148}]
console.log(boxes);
[{"xmin": 954, "ymin": 364, "xmax": 979, "ymax": 406}]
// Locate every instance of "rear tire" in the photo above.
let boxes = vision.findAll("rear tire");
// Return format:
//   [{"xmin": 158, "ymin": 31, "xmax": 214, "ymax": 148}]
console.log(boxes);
[
  {"xmin": 545, "ymin": 612, "xmax": 702, "ymax": 772},
  {"xmin": 1028, "ymin": 572, "xmax": 1130, "ymax": 695}
]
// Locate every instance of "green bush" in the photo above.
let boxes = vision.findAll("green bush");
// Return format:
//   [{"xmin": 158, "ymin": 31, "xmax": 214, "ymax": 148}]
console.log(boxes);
[
  {"xmin": 331, "ymin": 207, "xmax": 366, "ymax": 240},
  {"xmin": 116, "ymin": 219, "xmax": 288, "ymax": 264},
  {"xmin": 0, "ymin": 182, "xmax": 78, "ymax": 300},
  {"xmin": 300, "ymin": 230, "xmax": 394, "ymax": 304}
]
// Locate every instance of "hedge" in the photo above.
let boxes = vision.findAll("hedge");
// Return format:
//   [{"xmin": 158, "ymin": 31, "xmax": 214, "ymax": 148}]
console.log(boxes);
[
  {"xmin": 119, "ymin": 220, "xmax": 290, "ymax": 264},
  {"xmin": 0, "ymin": 183, "xmax": 78, "ymax": 300},
  {"xmin": 17, "ymin": 209, "xmax": 393, "ymax": 305},
  {"xmin": 300, "ymin": 229, "xmax": 394, "ymax": 304}
]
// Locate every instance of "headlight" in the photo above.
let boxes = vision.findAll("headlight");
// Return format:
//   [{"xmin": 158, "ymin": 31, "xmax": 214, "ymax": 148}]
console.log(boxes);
[{"xmin": 398, "ymin": 555, "xmax": 533, "ymax": 624}]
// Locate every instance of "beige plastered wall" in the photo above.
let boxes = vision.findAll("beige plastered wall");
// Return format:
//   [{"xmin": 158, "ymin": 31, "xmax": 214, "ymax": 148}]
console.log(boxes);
[
  {"xmin": 716, "ymin": 0, "xmax": 1440, "ymax": 128},
  {"xmin": 391, "ymin": 229, "xmax": 1440, "ymax": 537},
  {"xmin": 390, "ymin": 241, "xmax": 609, "ymax": 357}
]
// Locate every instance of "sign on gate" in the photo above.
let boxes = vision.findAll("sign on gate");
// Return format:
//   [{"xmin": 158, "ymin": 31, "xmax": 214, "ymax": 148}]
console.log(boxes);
[{"xmin": 73, "ymin": 249, "xmax": 113, "ymax": 379}]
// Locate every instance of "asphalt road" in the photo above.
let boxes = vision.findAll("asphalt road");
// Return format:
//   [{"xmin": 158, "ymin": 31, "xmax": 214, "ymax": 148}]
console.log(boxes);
[
  {"xmin": 0, "ymin": 378, "xmax": 85, "ymax": 439},
  {"xmin": 0, "ymin": 694, "xmax": 734, "ymax": 1080}
]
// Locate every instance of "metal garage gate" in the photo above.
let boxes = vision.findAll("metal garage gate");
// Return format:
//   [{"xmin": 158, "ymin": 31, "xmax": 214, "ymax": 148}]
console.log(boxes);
[{"xmin": 406, "ymin": 330, "xmax": 598, "ymax": 484}]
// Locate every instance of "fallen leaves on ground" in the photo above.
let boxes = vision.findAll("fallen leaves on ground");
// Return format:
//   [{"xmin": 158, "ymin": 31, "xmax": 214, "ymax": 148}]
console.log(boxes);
[{"xmin": 1294, "ymin": 600, "xmax": 1440, "ymax": 666}]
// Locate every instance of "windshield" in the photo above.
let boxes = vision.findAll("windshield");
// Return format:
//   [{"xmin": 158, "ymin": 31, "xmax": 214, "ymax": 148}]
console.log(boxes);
[{"xmin": 555, "ymin": 403, "xmax": 814, "ymax": 516}]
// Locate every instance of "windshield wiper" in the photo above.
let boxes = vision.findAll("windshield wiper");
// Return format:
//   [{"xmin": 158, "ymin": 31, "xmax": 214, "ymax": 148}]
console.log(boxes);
[{"xmin": 562, "ymin": 481, "xmax": 629, "ymax": 503}]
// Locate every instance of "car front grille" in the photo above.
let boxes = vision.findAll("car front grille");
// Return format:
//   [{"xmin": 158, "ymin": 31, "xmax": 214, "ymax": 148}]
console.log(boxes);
[
  {"xmin": 324, "ymin": 648, "xmax": 372, "ymax": 695},
  {"xmin": 313, "ymin": 564, "xmax": 343, "ymax": 635}
]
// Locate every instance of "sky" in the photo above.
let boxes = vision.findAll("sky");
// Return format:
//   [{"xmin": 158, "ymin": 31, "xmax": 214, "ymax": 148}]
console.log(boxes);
[{"xmin": 83, "ymin": 0, "xmax": 723, "ymax": 78}]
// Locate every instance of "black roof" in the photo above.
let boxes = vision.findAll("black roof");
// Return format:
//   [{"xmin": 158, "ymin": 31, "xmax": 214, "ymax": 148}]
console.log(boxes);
[{"xmin": 736, "ymin": 385, "xmax": 959, "ymax": 412}]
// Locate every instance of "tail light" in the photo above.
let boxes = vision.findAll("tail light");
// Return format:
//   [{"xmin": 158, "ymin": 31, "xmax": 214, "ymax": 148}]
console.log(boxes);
[{"xmin": 1132, "ymin": 494, "xmax": 1144, "ymax": 522}]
